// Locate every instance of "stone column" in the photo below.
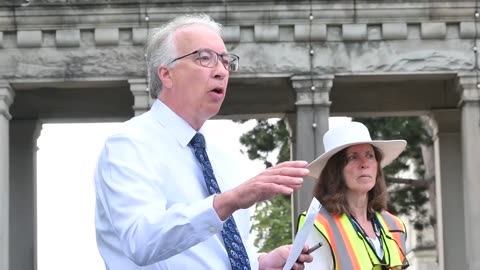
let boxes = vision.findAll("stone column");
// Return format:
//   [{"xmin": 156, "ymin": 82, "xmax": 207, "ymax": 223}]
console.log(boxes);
[
  {"xmin": 290, "ymin": 75, "xmax": 333, "ymax": 233},
  {"xmin": 430, "ymin": 109, "xmax": 466, "ymax": 270},
  {"xmin": 284, "ymin": 112, "xmax": 297, "ymax": 161},
  {"xmin": 129, "ymin": 78, "xmax": 154, "ymax": 116},
  {"xmin": 9, "ymin": 120, "xmax": 42, "ymax": 270},
  {"xmin": 0, "ymin": 82, "xmax": 14, "ymax": 270},
  {"xmin": 457, "ymin": 74, "xmax": 480, "ymax": 270}
]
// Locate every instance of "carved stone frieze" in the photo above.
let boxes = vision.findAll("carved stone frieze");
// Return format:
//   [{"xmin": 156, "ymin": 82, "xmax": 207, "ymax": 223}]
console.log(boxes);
[
  {"xmin": 0, "ymin": 38, "xmax": 474, "ymax": 81},
  {"xmin": 1, "ymin": 47, "xmax": 145, "ymax": 79}
]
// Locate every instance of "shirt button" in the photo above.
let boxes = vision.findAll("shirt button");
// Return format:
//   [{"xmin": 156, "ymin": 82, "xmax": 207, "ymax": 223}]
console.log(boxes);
[
  {"xmin": 176, "ymin": 248, "xmax": 182, "ymax": 253},
  {"xmin": 209, "ymin": 226, "xmax": 216, "ymax": 233}
]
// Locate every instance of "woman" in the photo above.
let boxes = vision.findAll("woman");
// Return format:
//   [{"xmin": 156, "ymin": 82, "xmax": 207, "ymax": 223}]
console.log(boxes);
[{"xmin": 299, "ymin": 121, "xmax": 410, "ymax": 270}]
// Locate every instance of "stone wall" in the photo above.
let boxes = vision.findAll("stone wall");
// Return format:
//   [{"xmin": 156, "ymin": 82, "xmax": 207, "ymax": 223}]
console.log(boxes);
[{"xmin": 0, "ymin": 1, "xmax": 477, "ymax": 81}]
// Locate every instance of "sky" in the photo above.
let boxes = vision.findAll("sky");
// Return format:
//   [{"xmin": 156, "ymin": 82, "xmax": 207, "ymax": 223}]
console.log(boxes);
[{"xmin": 36, "ymin": 118, "xmax": 350, "ymax": 270}]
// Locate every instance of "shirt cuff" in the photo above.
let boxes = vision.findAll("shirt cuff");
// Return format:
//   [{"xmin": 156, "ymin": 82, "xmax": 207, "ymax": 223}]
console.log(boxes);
[{"xmin": 190, "ymin": 194, "xmax": 224, "ymax": 235}]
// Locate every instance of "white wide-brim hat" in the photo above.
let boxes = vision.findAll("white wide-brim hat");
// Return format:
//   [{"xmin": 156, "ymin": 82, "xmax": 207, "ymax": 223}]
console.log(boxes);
[{"xmin": 308, "ymin": 121, "xmax": 407, "ymax": 180}]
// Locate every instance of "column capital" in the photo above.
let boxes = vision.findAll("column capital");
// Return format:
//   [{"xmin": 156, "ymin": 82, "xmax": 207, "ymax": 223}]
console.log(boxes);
[
  {"xmin": 456, "ymin": 73, "xmax": 480, "ymax": 106},
  {"xmin": 128, "ymin": 78, "xmax": 154, "ymax": 116},
  {"xmin": 429, "ymin": 109, "xmax": 461, "ymax": 137},
  {"xmin": 0, "ymin": 82, "xmax": 14, "ymax": 120},
  {"xmin": 10, "ymin": 120, "xmax": 43, "ymax": 150},
  {"xmin": 290, "ymin": 75, "xmax": 334, "ymax": 106}
]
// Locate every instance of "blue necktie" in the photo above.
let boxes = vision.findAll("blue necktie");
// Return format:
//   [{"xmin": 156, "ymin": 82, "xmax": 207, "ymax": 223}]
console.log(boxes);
[{"xmin": 189, "ymin": 133, "xmax": 251, "ymax": 270}]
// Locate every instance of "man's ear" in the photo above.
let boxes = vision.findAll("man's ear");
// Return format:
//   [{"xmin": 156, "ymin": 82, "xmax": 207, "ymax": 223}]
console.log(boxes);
[{"xmin": 158, "ymin": 66, "xmax": 173, "ymax": 89}]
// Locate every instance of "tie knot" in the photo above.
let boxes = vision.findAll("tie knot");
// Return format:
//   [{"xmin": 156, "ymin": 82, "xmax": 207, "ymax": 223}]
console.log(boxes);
[{"xmin": 189, "ymin": 133, "xmax": 206, "ymax": 149}]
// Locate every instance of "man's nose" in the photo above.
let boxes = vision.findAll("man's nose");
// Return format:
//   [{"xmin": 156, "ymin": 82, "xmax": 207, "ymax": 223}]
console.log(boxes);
[{"xmin": 213, "ymin": 59, "xmax": 228, "ymax": 79}]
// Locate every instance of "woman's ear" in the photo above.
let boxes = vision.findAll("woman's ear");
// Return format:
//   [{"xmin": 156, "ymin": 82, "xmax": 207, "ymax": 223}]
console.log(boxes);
[{"xmin": 158, "ymin": 66, "xmax": 173, "ymax": 89}]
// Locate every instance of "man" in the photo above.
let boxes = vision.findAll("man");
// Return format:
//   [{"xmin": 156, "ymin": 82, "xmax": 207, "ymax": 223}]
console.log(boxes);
[{"xmin": 95, "ymin": 13, "xmax": 312, "ymax": 270}]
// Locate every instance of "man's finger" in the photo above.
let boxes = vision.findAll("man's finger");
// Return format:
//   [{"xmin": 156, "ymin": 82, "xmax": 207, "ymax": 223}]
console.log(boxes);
[
  {"xmin": 263, "ymin": 167, "xmax": 309, "ymax": 177},
  {"xmin": 275, "ymin": 160, "xmax": 308, "ymax": 167}
]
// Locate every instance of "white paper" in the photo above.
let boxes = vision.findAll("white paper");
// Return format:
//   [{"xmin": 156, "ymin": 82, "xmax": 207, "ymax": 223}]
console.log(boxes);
[{"xmin": 283, "ymin": 197, "xmax": 322, "ymax": 270}]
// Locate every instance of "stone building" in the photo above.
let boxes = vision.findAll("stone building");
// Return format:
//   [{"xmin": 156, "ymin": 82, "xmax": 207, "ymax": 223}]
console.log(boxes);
[{"xmin": 1, "ymin": 0, "xmax": 479, "ymax": 269}]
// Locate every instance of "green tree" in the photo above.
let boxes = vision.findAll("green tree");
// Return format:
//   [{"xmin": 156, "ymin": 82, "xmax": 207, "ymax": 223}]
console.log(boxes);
[
  {"xmin": 239, "ymin": 119, "xmax": 292, "ymax": 252},
  {"xmin": 240, "ymin": 117, "xmax": 433, "ymax": 251}
]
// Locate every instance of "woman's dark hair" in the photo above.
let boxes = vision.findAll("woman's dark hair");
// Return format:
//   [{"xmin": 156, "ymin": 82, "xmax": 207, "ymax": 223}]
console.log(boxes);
[{"xmin": 312, "ymin": 145, "xmax": 387, "ymax": 219}]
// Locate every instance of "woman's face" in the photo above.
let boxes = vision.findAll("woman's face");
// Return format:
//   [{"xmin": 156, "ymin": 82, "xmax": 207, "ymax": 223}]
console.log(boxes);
[{"xmin": 343, "ymin": 143, "xmax": 378, "ymax": 194}]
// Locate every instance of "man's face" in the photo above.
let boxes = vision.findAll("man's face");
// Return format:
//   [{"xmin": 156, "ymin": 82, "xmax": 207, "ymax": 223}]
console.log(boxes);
[{"xmin": 158, "ymin": 25, "xmax": 230, "ymax": 129}]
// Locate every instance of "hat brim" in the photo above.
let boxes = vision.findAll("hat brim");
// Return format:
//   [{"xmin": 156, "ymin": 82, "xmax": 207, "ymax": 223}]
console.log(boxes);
[{"xmin": 307, "ymin": 140, "xmax": 407, "ymax": 180}]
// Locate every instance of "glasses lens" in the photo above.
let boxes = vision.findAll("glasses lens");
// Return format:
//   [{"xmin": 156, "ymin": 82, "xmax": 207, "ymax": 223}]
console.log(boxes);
[
  {"xmin": 197, "ymin": 49, "xmax": 239, "ymax": 72},
  {"xmin": 197, "ymin": 49, "xmax": 216, "ymax": 68},
  {"xmin": 221, "ymin": 54, "xmax": 239, "ymax": 72}
]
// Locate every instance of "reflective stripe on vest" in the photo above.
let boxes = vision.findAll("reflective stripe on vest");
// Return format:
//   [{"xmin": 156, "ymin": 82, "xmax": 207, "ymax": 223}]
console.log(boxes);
[
  {"xmin": 376, "ymin": 210, "xmax": 407, "ymax": 264},
  {"xmin": 298, "ymin": 207, "xmax": 406, "ymax": 270}
]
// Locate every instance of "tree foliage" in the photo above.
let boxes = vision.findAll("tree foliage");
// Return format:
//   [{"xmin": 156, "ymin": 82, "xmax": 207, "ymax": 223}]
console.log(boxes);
[
  {"xmin": 239, "ymin": 119, "xmax": 290, "ymax": 167},
  {"xmin": 240, "ymin": 116, "xmax": 433, "ymax": 251},
  {"xmin": 240, "ymin": 119, "xmax": 291, "ymax": 252}
]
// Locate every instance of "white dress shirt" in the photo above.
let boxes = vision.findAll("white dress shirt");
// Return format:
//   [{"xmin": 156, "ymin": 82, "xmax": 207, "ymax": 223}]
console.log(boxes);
[
  {"xmin": 95, "ymin": 100, "xmax": 258, "ymax": 269},
  {"xmin": 304, "ymin": 227, "xmax": 333, "ymax": 270}
]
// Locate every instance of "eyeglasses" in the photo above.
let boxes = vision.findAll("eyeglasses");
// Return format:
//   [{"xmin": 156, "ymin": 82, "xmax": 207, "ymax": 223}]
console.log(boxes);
[
  {"xmin": 353, "ymin": 222, "xmax": 409, "ymax": 270},
  {"xmin": 357, "ymin": 232, "xmax": 409, "ymax": 270},
  {"xmin": 169, "ymin": 48, "xmax": 240, "ymax": 72},
  {"xmin": 380, "ymin": 232, "xmax": 410, "ymax": 270}
]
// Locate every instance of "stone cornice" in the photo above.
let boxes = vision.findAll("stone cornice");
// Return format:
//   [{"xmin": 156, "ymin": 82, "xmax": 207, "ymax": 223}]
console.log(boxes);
[
  {"xmin": 0, "ymin": 21, "xmax": 477, "ymax": 50},
  {"xmin": 0, "ymin": 1, "xmax": 477, "ymax": 49},
  {"xmin": 0, "ymin": 22, "xmax": 472, "ymax": 49},
  {"xmin": 0, "ymin": 1, "xmax": 476, "ymax": 31},
  {"xmin": 0, "ymin": 82, "xmax": 14, "ymax": 120}
]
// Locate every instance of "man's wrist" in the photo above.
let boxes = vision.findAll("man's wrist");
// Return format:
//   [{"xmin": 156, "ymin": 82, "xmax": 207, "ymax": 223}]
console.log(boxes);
[{"xmin": 212, "ymin": 190, "xmax": 238, "ymax": 220}]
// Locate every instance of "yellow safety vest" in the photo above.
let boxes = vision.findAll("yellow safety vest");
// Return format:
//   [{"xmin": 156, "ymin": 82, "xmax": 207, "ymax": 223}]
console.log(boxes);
[{"xmin": 298, "ymin": 207, "xmax": 407, "ymax": 270}]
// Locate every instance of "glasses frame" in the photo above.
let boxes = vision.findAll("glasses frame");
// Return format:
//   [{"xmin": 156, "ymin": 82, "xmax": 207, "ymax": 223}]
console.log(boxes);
[
  {"xmin": 352, "ymin": 217, "xmax": 410, "ymax": 270},
  {"xmin": 169, "ymin": 48, "xmax": 240, "ymax": 72}
]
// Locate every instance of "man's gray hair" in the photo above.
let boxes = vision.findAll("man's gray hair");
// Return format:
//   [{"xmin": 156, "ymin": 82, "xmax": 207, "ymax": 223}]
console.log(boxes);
[{"xmin": 145, "ymin": 14, "xmax": 223, "ymax": 99}]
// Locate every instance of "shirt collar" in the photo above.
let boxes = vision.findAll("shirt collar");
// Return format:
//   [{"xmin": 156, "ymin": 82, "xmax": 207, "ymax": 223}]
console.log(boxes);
[{"xmin": 150, "ymin": 99, "xmax": 205, "ymax": 148}]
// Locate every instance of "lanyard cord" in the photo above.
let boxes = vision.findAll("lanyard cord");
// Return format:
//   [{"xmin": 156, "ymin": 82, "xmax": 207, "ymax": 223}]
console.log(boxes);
[{"xmin": 348, "ymin": 214, "xmax": 386, "ymax": 263}]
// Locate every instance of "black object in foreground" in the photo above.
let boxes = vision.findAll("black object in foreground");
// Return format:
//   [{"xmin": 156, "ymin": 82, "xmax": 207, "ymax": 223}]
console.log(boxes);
[{"xmin": 306, "ymin": 242, "xmax": 323, "ymax": 254}]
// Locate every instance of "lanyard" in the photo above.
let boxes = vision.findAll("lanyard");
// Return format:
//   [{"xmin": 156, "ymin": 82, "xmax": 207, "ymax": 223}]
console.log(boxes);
[
  {"xmin": 348, "ymin": 214, "xmax": 386, "ymax": 263},
  {"xmin": 349, "ymin": 214, "xmax": 381, "ymax": 238}
]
